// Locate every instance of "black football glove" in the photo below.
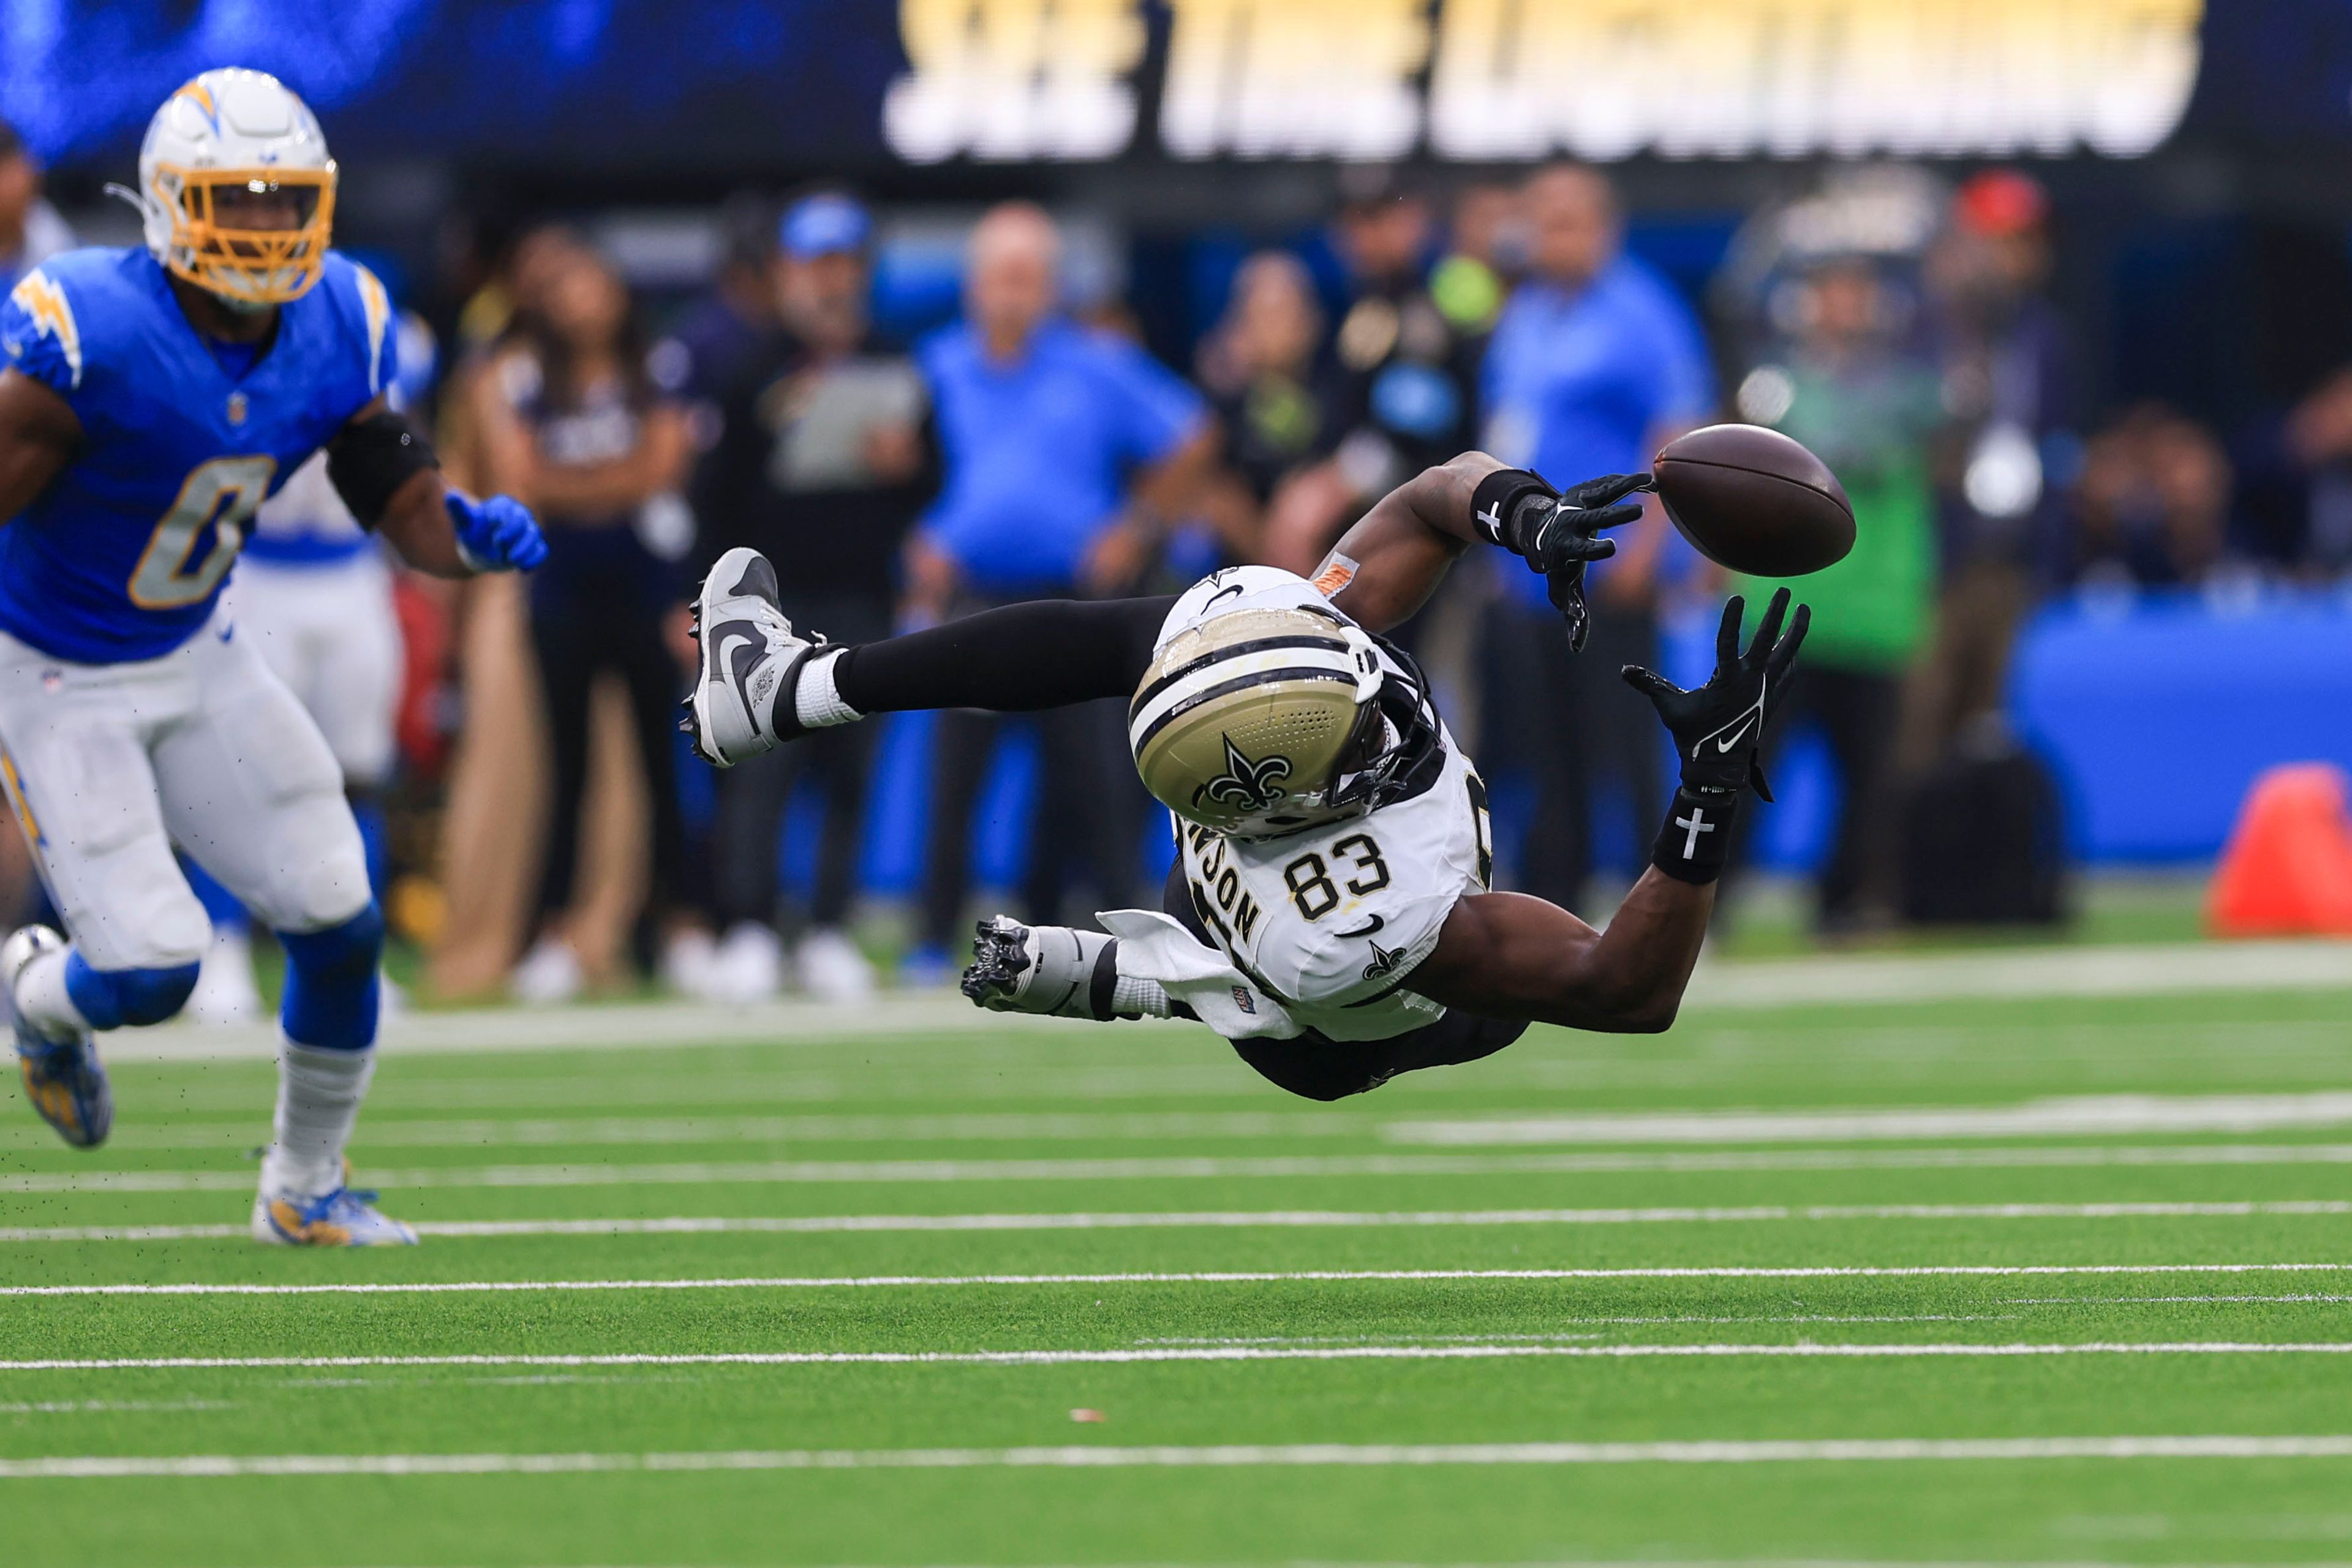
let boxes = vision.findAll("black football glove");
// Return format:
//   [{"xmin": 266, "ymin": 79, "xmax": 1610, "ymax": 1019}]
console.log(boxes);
[
  {"xmin": 1624, "ymin": 587, "xmax": 1809, "ymax": 803},
  {"xmin": 1470, "ymin": 468, "xmax": 1652, "ymax": 652},
  {"xmin": 1621, "ymin": 589, "xmax": 1808, "ymax": 886}
]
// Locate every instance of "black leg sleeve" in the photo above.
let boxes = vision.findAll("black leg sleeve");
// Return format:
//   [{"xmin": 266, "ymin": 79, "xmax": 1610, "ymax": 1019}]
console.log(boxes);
[{"xmin": 831, "ymin": 596, "xmax": 1181, "ymax": 716}]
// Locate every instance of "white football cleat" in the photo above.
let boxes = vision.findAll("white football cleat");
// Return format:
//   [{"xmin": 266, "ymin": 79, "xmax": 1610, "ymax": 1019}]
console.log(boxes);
[
  {"xmin": 959, "ymin": 916, "xmax": 1122, "ymax": 1020},
  {"xmin": 251, "ymin": 1178, "xmax": 418, "ymax": 1246},
  {"xmin": 684, "ymin": 548, "xmax": 824, "ymax": 768}
]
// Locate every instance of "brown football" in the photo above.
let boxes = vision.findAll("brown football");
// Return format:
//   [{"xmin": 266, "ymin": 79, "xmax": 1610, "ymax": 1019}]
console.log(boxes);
[{"xmin": 1652, "ymin": 423, "xmax": 1855, "ymax": 578}]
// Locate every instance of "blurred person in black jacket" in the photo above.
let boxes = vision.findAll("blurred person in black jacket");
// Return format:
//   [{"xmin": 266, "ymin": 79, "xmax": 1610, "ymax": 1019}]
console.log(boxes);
[
  {"xmin": 1262, "ymin": 168, "xmax": 1485, "ymax": 576},
  {"xmin": 693, "ymin": 193, "xmax": 937, "ymax": 1002}
]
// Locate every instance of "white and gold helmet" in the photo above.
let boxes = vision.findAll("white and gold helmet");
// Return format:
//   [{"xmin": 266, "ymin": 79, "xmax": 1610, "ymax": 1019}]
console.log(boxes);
[
  {"xmin": 1129, "ymin": 604, "xmax": 1440, "ymax": 840},
  {"xmin": 125, "ymin": 69, "xmax": 336, "ymax": 308}
]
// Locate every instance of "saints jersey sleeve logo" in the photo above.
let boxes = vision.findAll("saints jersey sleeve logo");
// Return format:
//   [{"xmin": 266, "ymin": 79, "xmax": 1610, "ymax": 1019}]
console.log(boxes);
[{"xmin": 1196, "ymin": 735, "xmax": 1292, "ymax": 813}]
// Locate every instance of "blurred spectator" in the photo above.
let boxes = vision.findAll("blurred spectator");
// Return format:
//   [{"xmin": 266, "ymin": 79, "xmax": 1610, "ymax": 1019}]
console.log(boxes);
[
  {"xmin": 1907, "ymin": 170, "xmax": 2078, "ymax": 767},
  {"xmin": 1262, "ymin": 168, "xmax": 1484, "ymax": 574},
  {"xmin": 473, "ymin": 247, "xmax": 703, "ymax": 1001},
  {"xmin": 1480, "ymin": 161, "xmax": 1713, "ymax": 915},
  {"xmin": 1193, "ymin": 250, "xmax": 1331, "ymax": 556},
  {"xmin": 2237, "ymin": 368, "xmax": 2352, "ymax": 578},
  {"xmin": 664, "ymin": 192, "xmax": 783, "ymax": 424},
  {"xmin": 0, "ymin": 118, "xmax": 74, "ymax": 294},
  {"xmin": 1429, "ymin": 179, "xmax": 1525, "ymax": 338},
  {"xmin": 2067, "ymin": 404, "xmax": 2239, "ymax": 590},
  {"xmin": 1738, "ymin": 257, "xmax": 1945, "ymax": 932},
  {"xmin": 904, "ymin": 202, "xmax": 1212, "ymax": 981},
  {"xmin": 693, "ymin": 192, "xmax": 937, "ymax": 1002}
]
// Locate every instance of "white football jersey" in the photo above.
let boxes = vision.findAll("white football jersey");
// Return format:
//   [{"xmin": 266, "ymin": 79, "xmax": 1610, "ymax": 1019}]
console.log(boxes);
[{"xmin": 1141, "ymin": 567, "xmax": 1494, "ymax": 1042}]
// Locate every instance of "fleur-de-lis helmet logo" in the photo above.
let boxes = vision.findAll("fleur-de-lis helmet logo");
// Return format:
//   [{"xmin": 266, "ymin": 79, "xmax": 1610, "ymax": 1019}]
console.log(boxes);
[{"xmin": 1196, "ymin": 734, "xmax": 1292, "ymax": 813}]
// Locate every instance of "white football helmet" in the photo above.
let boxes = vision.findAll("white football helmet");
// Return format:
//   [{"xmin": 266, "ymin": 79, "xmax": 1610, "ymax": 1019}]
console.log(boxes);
[{"xmin": 124, "ymin": 69, "xmax": 337, "ymax": 307}]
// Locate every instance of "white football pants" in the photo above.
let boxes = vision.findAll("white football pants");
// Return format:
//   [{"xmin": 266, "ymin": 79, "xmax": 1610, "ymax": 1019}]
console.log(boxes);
[
  {"xmin": 0, "ymin": 608, "xmax": 371, "ymax": 971},
  {"xmin": 226, "ymin": 554, "xmax": 401, "ymax": 788}
]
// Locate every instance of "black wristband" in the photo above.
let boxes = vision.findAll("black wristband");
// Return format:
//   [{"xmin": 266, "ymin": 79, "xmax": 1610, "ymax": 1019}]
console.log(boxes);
[
  {"xmin": 1469, "ymin": 468, "xmax": 1555, "ymax": 550},
  {"xmin": 1650, "ymin": 786, "xmax": 1739, "ymax": 885}
]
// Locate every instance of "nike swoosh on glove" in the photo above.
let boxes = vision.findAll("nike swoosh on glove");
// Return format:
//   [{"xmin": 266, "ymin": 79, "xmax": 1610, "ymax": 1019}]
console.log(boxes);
[
  {"xmin": 1621, "ymin": 587, "xmax": 1809, "ymax": 801},
  {"xmin": 1503, "ymin": 472, "xmax": 1651, "ymax": 653},
  {"xmin": 447, "ymin": 491, "xmax": 549, "ymax": 573}
]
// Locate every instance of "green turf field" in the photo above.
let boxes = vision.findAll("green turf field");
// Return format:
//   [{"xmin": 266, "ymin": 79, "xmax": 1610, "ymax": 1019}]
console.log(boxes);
[{"xmin": 5, "ymin": 944, "xmax": 2352, "ymax": 1567}]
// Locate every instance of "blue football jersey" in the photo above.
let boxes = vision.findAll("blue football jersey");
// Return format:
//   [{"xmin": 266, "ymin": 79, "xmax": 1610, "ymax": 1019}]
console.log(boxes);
[{"xmin": 0, "ymin": 247, "xmax": 396, "ymax": 663}]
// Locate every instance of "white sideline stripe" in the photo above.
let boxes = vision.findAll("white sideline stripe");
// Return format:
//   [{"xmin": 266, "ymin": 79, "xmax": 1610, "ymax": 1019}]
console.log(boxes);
[
  {"xmin": 14, "ymin": 1343, "xmax": 2352, "ymax": 1374},
  {"xmin": 12, "ymin": 1262, "xmax": 2352, "ymax": 1297},
  {"xmin": 91, "ymin": 938, "xmax": 2352, "ymax": 1061},
  {"xmin": 1385, "ymin": 1093, "xmax": 2352, "ymax": 1147},
  {"xmin": 7, "ymin": 1200, "xmax": 2352, "ymax": 1243},
  {"xmin": 29, "ymin": 1142, "xmax": 2352, "ymax": 1194},
  {"xmin": 9, "ymin": 1433, "xmax": 2352, "ymax": 1479}
]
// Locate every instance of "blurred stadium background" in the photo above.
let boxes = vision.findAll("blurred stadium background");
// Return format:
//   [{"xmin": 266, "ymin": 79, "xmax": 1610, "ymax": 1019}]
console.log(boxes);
[
  {"xmin": 13, "ymin": 7, "xmax": 2352, "ymax": 1565},
  {"xmin": 2, "ymin": 0, "xmax": 2349, "ymax": 1000}
]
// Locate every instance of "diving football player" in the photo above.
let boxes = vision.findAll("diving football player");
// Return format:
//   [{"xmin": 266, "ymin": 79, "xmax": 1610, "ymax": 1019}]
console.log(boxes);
[
  {"xmin": 0, "ymin": 69, "xmax": 546, "ymax": 1240},
  {"xmin": 687, "ymin": 452, "xmax": 1806, "ymax": 1100}
]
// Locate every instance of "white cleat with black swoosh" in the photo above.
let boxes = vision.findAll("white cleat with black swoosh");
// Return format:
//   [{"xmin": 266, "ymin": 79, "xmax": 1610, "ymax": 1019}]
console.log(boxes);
[{"xmin": 683, "ymin": 548, "xmax": 823, "ymax": 768}]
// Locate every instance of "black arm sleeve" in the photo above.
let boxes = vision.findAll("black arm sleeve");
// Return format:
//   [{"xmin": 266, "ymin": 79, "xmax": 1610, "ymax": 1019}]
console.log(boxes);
[
  {"xmin": 325, "ymin": 409, "xmax": 440, "ymax": 527},
  {"xmin": 832, "ymin": 595, "xmax": 1181, "ymax": 715}
]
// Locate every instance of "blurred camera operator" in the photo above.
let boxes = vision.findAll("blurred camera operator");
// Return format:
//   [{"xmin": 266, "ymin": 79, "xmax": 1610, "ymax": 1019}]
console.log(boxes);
[{"xmin": 692, "ymin": 192, "xmax": 937, "ymax": 1002}]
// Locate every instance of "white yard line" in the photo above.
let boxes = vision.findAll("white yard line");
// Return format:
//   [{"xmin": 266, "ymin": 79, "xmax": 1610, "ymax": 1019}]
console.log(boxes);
[
  {"xmin": 7, "ymin": 1434, "xmax": 2352, "ymax": 1479},
  {"xmin": 88, "ymin": 940, "xmax": 2352, "ymax": 1063},
  {"xmin": 13, "ymin": 1343, "xmax": 2352, "ymax": 1374},
  {"xmin": 1384, "ymin": 1093, "xmax": 2352, "ymax": 1147},
  {"xmin": 24, "ymin": 1140, "xmax": 2352, "ymax": 1194},
  {"xmin": 10, "ymin": 1262, "xmax": 2352, "ymax": 1298},
  {"xmin": 5, "ymin": 1201, "xmax": 2351, "ymax": 1244},
  {"xmin": 13, "ymin": 1260, "xmax": 2352, "ymax": 1297}
]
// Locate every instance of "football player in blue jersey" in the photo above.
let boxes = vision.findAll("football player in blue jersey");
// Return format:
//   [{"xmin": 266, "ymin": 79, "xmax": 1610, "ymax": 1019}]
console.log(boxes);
[{"xmin": 0, "ymin": 69, "xmax": 547, "ymax": 1245}]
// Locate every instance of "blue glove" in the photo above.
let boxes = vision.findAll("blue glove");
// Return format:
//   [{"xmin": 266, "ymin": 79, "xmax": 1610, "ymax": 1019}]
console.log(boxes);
[{"xmin": 446, "ymin": 491, "xmax": 548, "ymax": 573}]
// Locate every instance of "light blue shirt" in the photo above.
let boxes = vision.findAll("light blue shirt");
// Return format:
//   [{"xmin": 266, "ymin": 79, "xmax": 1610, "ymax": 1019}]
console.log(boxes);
[
  {"xmin": 918, "ymin": 318, "xmax": 1204, "ymax": 594},
  {"xmin": 1482, "ymin": 255, "xmax": 1713, "ymax": 606}
]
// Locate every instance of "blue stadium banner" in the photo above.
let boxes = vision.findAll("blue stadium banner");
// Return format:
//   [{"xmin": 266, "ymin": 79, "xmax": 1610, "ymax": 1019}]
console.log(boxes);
[{"xmin": 7, "ymin": 0, "xmax": 2344, "ymax": 170}]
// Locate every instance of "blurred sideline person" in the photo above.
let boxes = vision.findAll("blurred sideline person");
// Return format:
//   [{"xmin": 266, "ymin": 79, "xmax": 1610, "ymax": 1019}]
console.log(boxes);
[
  {"xmin": 1262, "ymin": 168, "xmax": 1483, "ymax": 577},
  {"xmin": 686, "ymin": 456, "xmax": 1807, "ymax": 1098},
  {"xmin": 1734, "ymin": 257, "xmax": 1944, "ymax": 932},
  {"xmin": 902, "ymin": 202, "xmax": 1213, "ymax": 983},
  {"xmin": 0, "ymin": 69, "xmax": 545, "ymax": 1245},
  {"xmin": 1908, "ymin": 170, "xmax": 2076, "ymax": 769},
  {"xmin": 1480, "ymin": 162, "xmax": 1714, "ymax": 914},
  {"xmin": 1192, "ymin": 251, "xmax": 1332, "ymax": 561},
  {"xmin": 2065, "ymin": 404, "xmax": 2239, "ymax": 590},
  {"xmin": 473, "ymin": 246, "xmax": 702, "ymax": 1002},
  {"xmin": 693, "ymin": 192, "xmax": 937, "ymax": 1002}
]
